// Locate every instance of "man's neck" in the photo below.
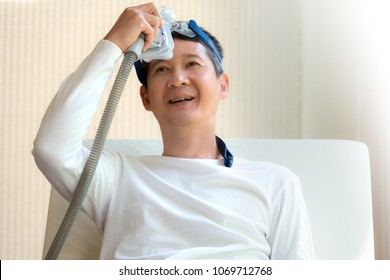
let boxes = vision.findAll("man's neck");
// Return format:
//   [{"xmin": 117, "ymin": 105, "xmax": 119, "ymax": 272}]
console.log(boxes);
[{"xmin": 160, "ymin": 125, "xmax": 220, "ymax": 160}]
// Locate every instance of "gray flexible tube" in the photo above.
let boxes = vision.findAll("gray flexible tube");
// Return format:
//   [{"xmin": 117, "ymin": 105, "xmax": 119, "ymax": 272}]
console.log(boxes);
[{"xmin": 44, "ymin": 39, "xmax": 144, "ymax": 260}]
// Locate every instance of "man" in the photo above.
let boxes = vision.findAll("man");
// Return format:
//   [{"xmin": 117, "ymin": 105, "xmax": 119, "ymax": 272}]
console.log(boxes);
[{"xmin": 33, "ymin": 3, "xmax": 315, "ymax": 259}]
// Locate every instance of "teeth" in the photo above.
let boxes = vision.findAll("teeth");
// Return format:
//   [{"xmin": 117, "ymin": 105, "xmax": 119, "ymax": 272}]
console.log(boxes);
[{"xmin": 169, "ymin": 97, "xmax": 194, "ymax": 104}]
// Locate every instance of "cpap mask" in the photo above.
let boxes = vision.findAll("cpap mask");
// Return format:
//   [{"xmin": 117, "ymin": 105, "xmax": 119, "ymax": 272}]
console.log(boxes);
[
  {"xmin": 140, "ymin": 6, "xmax": 222, "ymax": 63},
  {"xmin": 139, "ymin": 6, "xmax": 176, "ymax": 62}
]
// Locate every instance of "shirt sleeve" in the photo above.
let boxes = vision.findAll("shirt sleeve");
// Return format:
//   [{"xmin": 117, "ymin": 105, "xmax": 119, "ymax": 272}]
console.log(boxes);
[
  {"xmin": 268, "ymin": 174, "xmax": 316, "ymax": 259},
  {"xmin": 32, "ymin": 39, "xmax": 123, "ymax": 229}
]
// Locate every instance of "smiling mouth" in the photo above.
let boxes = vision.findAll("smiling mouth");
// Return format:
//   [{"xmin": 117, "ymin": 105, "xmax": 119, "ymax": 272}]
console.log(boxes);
[{"xmin": 168, "ymin": 97, "xmax": 195, "ymax": 104}]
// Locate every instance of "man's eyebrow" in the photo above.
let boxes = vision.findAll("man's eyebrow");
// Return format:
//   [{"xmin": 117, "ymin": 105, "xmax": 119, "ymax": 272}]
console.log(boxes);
[
  {"xmin": 151, "ymin": 53, "xmax": 204, "ymax": 64},
  {"xmin": 182, "ymin": 53, "xmax": 203, "ymax": 59},
  {"xmin": 148, "ymin": 54, "xmax": 205, "ymax": 70}
]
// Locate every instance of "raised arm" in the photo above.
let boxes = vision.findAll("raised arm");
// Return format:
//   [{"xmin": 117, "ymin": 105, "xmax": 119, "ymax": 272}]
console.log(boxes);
[{"xmin": 32, "ymin": 3, "xmax": 162, "ymax": 201}]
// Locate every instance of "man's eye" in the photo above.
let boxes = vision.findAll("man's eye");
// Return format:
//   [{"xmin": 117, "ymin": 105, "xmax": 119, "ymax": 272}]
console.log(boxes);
[
  {"xmin": 155, "ymin": 66, "xmax": 168, "ymax": 73},
  {"xmin": 187, "ymin": 61, "xmax": 200, "ymax": 67}
]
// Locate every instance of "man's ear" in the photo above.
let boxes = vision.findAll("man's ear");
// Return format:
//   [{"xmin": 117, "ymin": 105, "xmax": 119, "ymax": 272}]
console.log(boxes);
[
  {"xmin": 139, "ymin": 85, "xmax": 151, "ymax": 111},
  {"xmin": 219, "ymin": 73, "xmax": 229, "ymax": 100}
]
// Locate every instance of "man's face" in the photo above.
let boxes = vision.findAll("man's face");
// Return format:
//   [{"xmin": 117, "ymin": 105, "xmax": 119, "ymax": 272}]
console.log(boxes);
[{"xmin": 140, "ymin": 39, "xmax": 229, "ymax": 128}]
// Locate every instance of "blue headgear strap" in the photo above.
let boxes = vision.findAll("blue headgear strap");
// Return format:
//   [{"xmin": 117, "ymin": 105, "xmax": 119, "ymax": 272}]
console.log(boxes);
[{"xmin": 187, "ymin": 20, "xmax": 222, "ymax": 63}]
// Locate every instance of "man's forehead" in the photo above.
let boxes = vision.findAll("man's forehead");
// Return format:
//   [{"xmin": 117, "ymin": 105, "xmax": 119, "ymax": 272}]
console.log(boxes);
[
  {"xmin": 149, "ymin": 40, "xmax": 208, "ymax": 65},
  {"xmin": 172, "ymin": 39, "xmax": 208, "ymax": 56}
]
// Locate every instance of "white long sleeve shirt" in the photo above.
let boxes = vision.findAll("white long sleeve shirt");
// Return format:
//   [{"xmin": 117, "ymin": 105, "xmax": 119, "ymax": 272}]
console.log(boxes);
[{"xmin": 33, "ymin": 40, "xmax": 315, "ymax": 260}]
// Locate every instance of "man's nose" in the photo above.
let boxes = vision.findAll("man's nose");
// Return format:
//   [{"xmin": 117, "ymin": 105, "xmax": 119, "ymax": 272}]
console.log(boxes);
[{"xmin": 168, "ymin": 68, "xmax": 190, "ymax": 87}]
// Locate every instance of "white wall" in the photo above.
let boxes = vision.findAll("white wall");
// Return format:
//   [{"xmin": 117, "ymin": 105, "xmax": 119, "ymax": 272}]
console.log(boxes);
[{"xmin": 301, "ymin": 0, "xmax": 390, "ymax": 259}]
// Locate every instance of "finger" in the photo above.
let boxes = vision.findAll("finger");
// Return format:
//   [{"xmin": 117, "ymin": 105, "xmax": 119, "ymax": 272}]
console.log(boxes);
[
  {"xmin": 141, "ymin": 23, "xmax": 156, "ymax": 51},
  {"xmin": 141, "ymin": 14, "xmax": 162, "ymax": 51},
  {"xmin": 140, "ymin": 2, "xmax": 162, "ymax": 25}
]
